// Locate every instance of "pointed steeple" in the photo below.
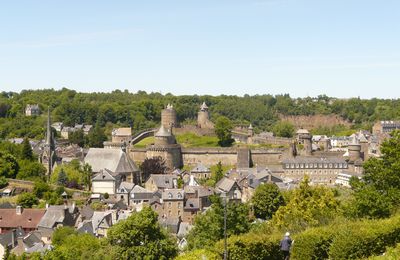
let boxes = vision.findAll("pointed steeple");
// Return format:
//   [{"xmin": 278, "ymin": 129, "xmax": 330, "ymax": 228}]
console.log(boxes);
[{"xmin": 46, "ymin": 107, "xmax": 52, "ymax": 146}]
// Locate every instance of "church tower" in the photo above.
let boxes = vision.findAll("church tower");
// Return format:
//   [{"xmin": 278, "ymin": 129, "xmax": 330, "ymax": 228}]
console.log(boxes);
[{"xmin": 41, "ymin": 108, "xmax": 56, "ymax": 178}]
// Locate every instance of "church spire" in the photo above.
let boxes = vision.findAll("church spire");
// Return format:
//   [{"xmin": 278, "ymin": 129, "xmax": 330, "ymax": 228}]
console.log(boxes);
[{"xmin": 46, "ymin": 107, "xmax": 52, "ymax": 146}]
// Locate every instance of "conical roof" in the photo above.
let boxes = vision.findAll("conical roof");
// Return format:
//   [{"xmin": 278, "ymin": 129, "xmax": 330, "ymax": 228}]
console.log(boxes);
[
  {"xmin": 200, "ymin": 102, "xmax": 208, "ymax": 111},
  {"xmin": 155, "ymin": 125, "xmax": 172, "ymax": 137}
]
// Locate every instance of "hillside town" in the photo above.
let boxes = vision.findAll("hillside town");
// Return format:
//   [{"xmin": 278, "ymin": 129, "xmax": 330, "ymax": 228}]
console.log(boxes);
[{"xmin": 1, "ymin": 99, "xmax": 397, "ymax": 259}]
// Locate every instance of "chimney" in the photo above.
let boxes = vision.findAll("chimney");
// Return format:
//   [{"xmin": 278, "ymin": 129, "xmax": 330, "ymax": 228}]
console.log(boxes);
[
  {"xmin": 16, "ymin": 206, "xmax": 23, "ymax": 215},
  {"xmin": 11, "ymin": 229, "xmax": 16, "ymax": 248}
]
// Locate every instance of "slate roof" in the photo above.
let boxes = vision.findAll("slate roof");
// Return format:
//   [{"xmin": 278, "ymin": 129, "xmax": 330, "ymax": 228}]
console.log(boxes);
[
  {"xmin": 85, "ymin": 148, "xmax": 139, "ymax": 173},
  {"xmin": 23, "ymin": 231, "xmax": 42, "ymax": 248},
  {"xmin": 80, "ymin": 206, "xmax": 94, "ymax": 220},
  {"xmin": 215, "ymin": 177, "xmax": 237, "ymax": 193},
  {"xmin": 92, "ymin": 211, "xmax": 113, "ymax": 232},
  {"xmin": 0, "ymin": 209, "xmax": 45, "ymax": 229},
  {"xmin": 149, "ymin": 174, "xmax": 177, "ymax": 189},
  {"xmin": 160, "ymin": 217, "xmax": 181, "ymax": 234},
  {"xmin": 92, "ymin": 168, "xmax": 116, "ymax": 181},
  {"xmin": 37, "ymin": 207, "xmax": 65, "ymax": 229},
  {"xmin": 112, "ymin": 128, "xmax": 131, "ymax": 136},
  {"xmin": 130, "ymin": 185, "xmax": 154, "ymax": 200},
  {"xmin": 282, "ymin": 156, "xmax": 347, "ymax": 164},
  {"xmin": 191, "ymin": 163, "xmax": 210, "ymax": 173},
  {"xmin": 162, "ymin": 189, "xmax": 184, "ymax": 200},
  {"xmin": 184, "ymin": 198, "xmax": 200, "ymax": 210},
  {"xmin": 177, "ymin": 222, "xmax": 193, "ymax": 237},
  {"xmin": 117, "ymin": 182, "xmax": 135, "ymax": 193}
]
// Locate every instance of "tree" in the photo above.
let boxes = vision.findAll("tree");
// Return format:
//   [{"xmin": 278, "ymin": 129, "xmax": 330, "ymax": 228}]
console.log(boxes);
[
  {"xmin": 0, "ymin": 151, "xmax": 19, "ymax": 178},
  {"xmin": 251, "ymin": 183, "xmax": 285, "ymax": 220},
  {"xmin": 187, "ymin": 199, "xmax": 251, "ymax": 249},
  {"xmin": 82, "ymin": 163, "xmax": 92, "ymax": 190},
  {"xmin": 213, "ymin": 161, "xmax": 224, "ymax": 184},
  {"xmin": 51, "ymin": 227, "xmax": 77, "ymax": 247},
  {"xmin": 140, "ymin": 157, "xmax": 167, "ymax": 182},
  {"xmin": 33, "ymin": 181, "xmax": 51, "ymax": 198},
  {"xmin": 272, "ymin": 121, "xmax": 295, "ymax": 138},
  {"xmin": 21, "ymin": 137, "xmax": 33, "ymax": 160},
  {"xmin": 272, "ymin": 176, "xmax": 339, "ymax": 232},
  {"xmin": 57, "ymin": 168, "xmax": 68, "ymax": 186},
  {"xmin": 68, "ymin": 129, "xmax": 85, "ymax": 147},
  {"xmin": 107, "ymin": 206, "xmax": 178, "ymax": 259},
  {"xmin": 17, "ymin": 192, "xmax": 39, "ymax": 208},
  {"xmin": 349, "ymin": 130, "xmax": 400, "ymax": 218},
  {"xmin": 16, "ymin": 160, "xmax": 46, "ymax": 180},
  {"xmin": 0, "ymin": 176, "xmax": 8, "ymax": 188},
  {"xmin": 87, "ymin": 123, "xmax": 107, "ymax": 148},
  {"xmin": 215, "ymin": 116, "xmax": 234, "ymax": 147}
]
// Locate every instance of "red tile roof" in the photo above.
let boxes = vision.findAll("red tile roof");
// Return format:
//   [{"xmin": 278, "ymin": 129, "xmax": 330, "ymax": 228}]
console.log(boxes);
[{"xmin": 0, "ymin": 208, "xmax": 46, "ymax": 229}]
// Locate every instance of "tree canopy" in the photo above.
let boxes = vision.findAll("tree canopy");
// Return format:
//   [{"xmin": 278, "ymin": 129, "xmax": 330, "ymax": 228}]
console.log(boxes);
[{"xmin": 251, "ymin": 183, "xmax": 285, "ymax": 220}]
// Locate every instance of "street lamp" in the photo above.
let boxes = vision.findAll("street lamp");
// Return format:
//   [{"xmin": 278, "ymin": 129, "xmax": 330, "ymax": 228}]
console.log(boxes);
[{"xmin": 221, "ymin": 191, "xmax": 228, "ymax": 260}]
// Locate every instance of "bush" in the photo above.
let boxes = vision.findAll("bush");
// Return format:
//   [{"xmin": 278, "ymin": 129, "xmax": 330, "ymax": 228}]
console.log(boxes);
[
  {"xmin": 175, "ymin": 249, "xmax": 220, "ymax": 260},
  {"xmin": 290, "ymin": 215, "xmax": 400, "ymax": 260},
  {"xmin": 328, "ymin": 216, "xmax": 400, "ymax": 259},
  {"xmin": 291, "ymin": 226, "xmax": 335, "ymax": 260},
  {"xmin": 214, "ymin": 233, "xmax": 283, "ymax": 260},
  {"xmin": 0, "ymin": 176, "xmax": 8, "ymax": 188}
]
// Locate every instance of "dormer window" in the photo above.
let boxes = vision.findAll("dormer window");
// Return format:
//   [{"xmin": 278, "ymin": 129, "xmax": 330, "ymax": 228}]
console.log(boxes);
[
  {"xmin": 177, "ymin": 193, "xmax": 182, "ymax": 199},
  {"xmin": 168, "ymin": 193, "xmax": 172, "ymax": 199}
]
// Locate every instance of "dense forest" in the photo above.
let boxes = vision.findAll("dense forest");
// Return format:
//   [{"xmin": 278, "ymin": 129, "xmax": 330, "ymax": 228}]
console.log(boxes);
[{"xmin": 1, "ymin": 88, "xmax": 400, "ymax": 139}]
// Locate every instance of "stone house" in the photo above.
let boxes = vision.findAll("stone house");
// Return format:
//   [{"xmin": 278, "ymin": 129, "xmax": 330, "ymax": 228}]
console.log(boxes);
[
  {"xmin": 215, "ymin": 177, "xmax": 242, "ymax": 201},
  {"xmin": 145, "ymin": 174, "xmax": 178, "ymax": 192},
  {"xmin": 25, "ymin": 104, "xmax": 40, "ymax": 116},
  {"xmin": 0, "ymin": 207, "xmax": 45, "ymax": 234},
  {"xmin": 91, "ymin": 168, "xmax": 121, "ymax": 195},
  {"xmin": 112, "ymin": 128, "xmax": 132, "ymax": 144},
  {"xmin": 190, "ymin": 163, "xmax": 211, "ymax": 179},
  {"xmin": 161, "ymin": 189, "xmax": 185, "ymax": 220}
]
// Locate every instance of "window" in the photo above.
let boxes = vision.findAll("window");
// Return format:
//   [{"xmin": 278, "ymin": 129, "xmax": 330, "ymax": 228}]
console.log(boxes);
[
  {"xmin": 177, "ymin": 193, "xmax": 182, "ymax": 199},
  {"xmin": 178, "ymin": 202, "xmax": 181, "ymax": 209},
  {"xmin": 168, "ymin": 202, "xmax": 171, "ymax": 208},
  {"xmin": 168, "ymin": 193, "xmax": 172, "ymax": 199},
  {"xmin": 178, "ymin": 210, "xmax": 181, "ymax": 216}
]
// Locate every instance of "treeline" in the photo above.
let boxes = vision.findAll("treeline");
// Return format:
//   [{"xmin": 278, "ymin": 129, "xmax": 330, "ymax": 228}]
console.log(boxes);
[{"xmin": 2, "ymin": 89, "xmax": 400, "ymax": 139}]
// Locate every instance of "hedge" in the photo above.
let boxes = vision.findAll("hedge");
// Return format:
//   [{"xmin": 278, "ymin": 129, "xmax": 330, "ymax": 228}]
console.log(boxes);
[
  {"xmin": 291, "ymin": 215, "xmax": 400, "ymax": 260},
  {"xmin": 214, "ymin": 233, "xmax": 284, "ymax": 260},
  {"xmin": 175, "ymin": 249, "xmax": 220, "ymax": 260},
  {"xmin": 291, "ymin": 226, "xmax": 335, "ymax": 260}
]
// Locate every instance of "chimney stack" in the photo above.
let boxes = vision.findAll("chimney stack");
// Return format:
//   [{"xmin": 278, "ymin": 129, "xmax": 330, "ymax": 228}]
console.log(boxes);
[{"xmin": 16, "ymin": 206, "xmax": 23, "ymax": 215}]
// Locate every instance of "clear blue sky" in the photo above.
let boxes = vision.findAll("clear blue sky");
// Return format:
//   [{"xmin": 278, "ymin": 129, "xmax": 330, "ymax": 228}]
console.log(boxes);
[{"xmin": 1, "ymin": 0, "xmax": 399, "ymax": 98}]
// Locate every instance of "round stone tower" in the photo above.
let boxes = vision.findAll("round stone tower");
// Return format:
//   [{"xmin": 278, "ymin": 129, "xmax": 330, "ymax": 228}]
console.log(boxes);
[
  {"xmin": 296, "ymin": 129, "xmax": 312, "ymax": 156},
  {"xmin": 348, "ymin": 136, "xmax": 362, "ymax": 163},
  {"xmin": 197, "ymin": 102, "xmax": 214, "ymax": 129},
  {"xmin": 146, "ymin": 125, "xmax": 182, "ymax": 170},
  {"xmin": 161, "ymin": 104, "xmax": 178, "ymax": 129}
]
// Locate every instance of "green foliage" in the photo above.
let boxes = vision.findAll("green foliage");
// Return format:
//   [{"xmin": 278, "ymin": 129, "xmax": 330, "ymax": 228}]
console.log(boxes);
[
  {"xmin": 43, "ymin": 233, "xmax": 109, "ymax": 260},
  {"xmin": 17, "ymin": 192, "xmax": 39, "ymax": 208},
  {"xmin": 214, "ymin": 232, "xmax": 283, "ymax": 260},
  {"xmin": 349, "ymin": 130, "xmax": 400, "ymax": 218},
  {"xmin": 213, "ymin": 161, "xmax": 224, "ymax": 185},
  {"xmin": 87, "ymin": 123, "xmax": 106, "ymax": 148},
  {"xmin": 0, "ymin": 176, "xmax": 8, "ymax": 189},
  {"xmin": 272, "ymin": 121, "xmax": 295, "ymax": 138},
  {"xmin": 68, "ymin": 129, "xmax": 85, "ymax": 147},
  {"xmin": 175, "ymin": 249, "xmax": 220, "ymax": 260},
  {"xmin": 214, "ymin": 116, "xmax": 234, "ymax": 147},
  {"xmin": 187, "ymin": 200, "xmax": 251, "ymax": 250},
  {"xmin": 0, "ymin": 151, "xmax": 19, "ymax": 178},
  {"xmin": 21, "ymin": 137, "xmax": 33, "ymax": 160},
  {"xmin": 33, "ymin": 181, "xmax": 51, "ymax": 198},
  {"xmin": 368, "ymin": 243, "xmax": 400, "ymax": 259},
  {"xmin": 271, "ymin": 176, "xmax": 339, "ymax": 232},
  {"xmin": 16, "ymin": 160, "xmax": 46, "ymax": 181},
  {"xmin": 107, "ymin": 206, "xmax": 178, "ymax": 259},
  {"xmin": 104, "ymin": 192, "xmax": 109, "ymax": 199},
  {"xmin": 52, "ymin": 227, "xmax": 77, "ymax": 247},
  {"xmin": 175, "ymin": 132, "xmax": 219, "ymax": 148},
  {"xmin": 251, "ymin": 183, "xmax": 285, "ymax": 220},
  {"xmin": 57, "ymin": 168, "xmax": 68, "ymax": 185}
]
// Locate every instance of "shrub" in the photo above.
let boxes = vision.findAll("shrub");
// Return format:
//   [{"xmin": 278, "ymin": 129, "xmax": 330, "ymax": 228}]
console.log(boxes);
[
  {"xmin": 175, "ymin": 249, "xmax": 220, "ymax": 260},
  {"xmin": 291, "ymin": 226, "xmax": 335, "ymax": 260},
  {"xmin": 214, "ymin": 233, "xmax": 283, "ymax": 260},
  {"xmin": 0, "ymin": 176, "xmax": 8, "ymax": 188}
]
